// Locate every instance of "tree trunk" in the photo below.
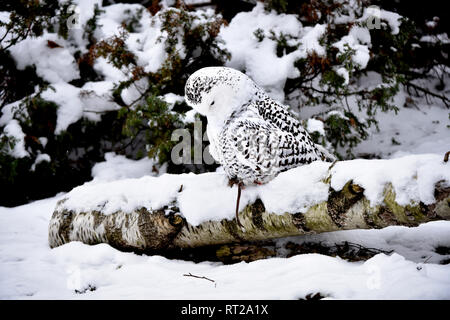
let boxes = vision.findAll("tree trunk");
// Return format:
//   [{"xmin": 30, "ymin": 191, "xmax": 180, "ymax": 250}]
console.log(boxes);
[{"xmin": 48, "ymin": 178, "xmax": 450, "ymax": 252}]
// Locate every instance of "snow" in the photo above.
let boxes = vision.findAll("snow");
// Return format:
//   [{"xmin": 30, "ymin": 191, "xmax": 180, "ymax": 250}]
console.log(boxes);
[
  {"xmin": 80, "ymin": 81, "xmax": 121, "ymax": 122},
  {"xmin": 299, "ymin": 24, "xmax": 327, "ymax": 56},
  {"xmin": 38, "ymin": 137, "xmax": 48, "ymax": 148},
  {"xmin": 257, "ymin": 161, "xmax": 330, "ymax": 214},
  {"xmin": 41, "ymin": 83, "xmax": 83, "ymax": 134},
  {"xmin": 136, "ymin": 11, "xmax": 171, "ymax": 74},
  {"xmin": 92, "ymin": 57, "xmax": 126, "ymax": 82},
  {"xmin": 95, "ymin": 3, "xmax": 150, "ymax": 38},
  {"xmin": 218, "ymin": 2, "xmax": 398, "ymax": 100},
  {"xmin": 87, "ymin": 6, "xmax": 222, "ymax": 105},
  {"xmin": 56, "ymin": 154, "xmax": 448, "ymax": 227},
  {"xmin": 295, "ymin": 77, "xmax": 449, "ymax": 160},
  {"xmin": 56, "ymin": 162, "xmax": 327, "ymax": 225},
  {"xmin": 0, "ymin": 119, "xmax": 29, "ymax": 158},
  {"xmin": 378, "ymin": 9, "xmax": 402, "ymax": 35},
  {"xmin": 161, "ymin": 93, "xmax": 185, "ymax": 109},
  {"xmin": 307, "ymin": 118, "xmax": 325, "ymax": 136},
  {"xmin": 360, "ymin": 6, "xmax": 402, "ymax": 35},
  {"xmin": 330, "ymin": 154, "xmax": 450, "ymax": 206},
  {"xmin": 336, "ymin": 67, "xmax": 350, "ymax": 85},
  {"xmin": 183, "ymin": 109, "xmax": 199, "ymax": 123},
  {"xmin": 0, "ymin": 11, "xmax": 12, "ymax": 45},
  {"xmin": 70, "ymin": 3, "xmax": 168, "ymax": 83},
  {"xmin": 279, "ymin": 220, "xmax": 450, "ymax": 265},
  {"xmin": 121, "ymin": 78, "xmax": 149, "ymax": 106},
  {"xmin": 220, "ymin": 2, "xmax": 302, "ymax": 71},
  {"xmin": 1, "ymin": 196, "xmax": 450, "ymax": 299},
  {"xmin": 325, "ymin": 110, "xmax": 349, "ymax": 120},
  {"xmin": 31, "ymin": 153, "xmax": 51, "ymax": 171},
  {"xmin": 0, "ymin": 100, "xmax": 25, "ymax": 126},
  {"xmin": 352, "ymin": 94, "xmax": 450, "ymax": 158},
  {"xmin": 8, "ymin": 33, "xmax": 80, "ymax": 84},
  {"xmin": 91, "ymin": 152, "xmax": 165, "ymax": 182},
  {"xmin": 333, "ymin": 26, "xmax": 371, "ymax": 69},
  {"xmin": 41, "ymin": 82, "xmax": 120, "ymax": 134},
  {"xmin": 420, "ymin": 33, "xmax": 450, "ymax": 44},
  {"xmin": 63, "ymin": 0, "xmax": 103, "ymax": 51},
  {"xmin": 219, "ymin": 3, "xmax": 304, "ymax": 100}
]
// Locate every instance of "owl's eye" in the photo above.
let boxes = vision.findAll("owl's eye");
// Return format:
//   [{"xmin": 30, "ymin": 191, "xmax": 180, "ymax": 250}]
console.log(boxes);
[{"xmin": 210, "ymin": 101, "xmax": 215, "ymax": 106}]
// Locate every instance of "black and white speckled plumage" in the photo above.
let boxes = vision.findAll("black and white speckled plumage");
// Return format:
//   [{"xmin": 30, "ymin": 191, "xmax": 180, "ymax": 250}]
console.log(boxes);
[{"xmin": 185, "ymin": 67, "xmax": 332, "ymax": 185}]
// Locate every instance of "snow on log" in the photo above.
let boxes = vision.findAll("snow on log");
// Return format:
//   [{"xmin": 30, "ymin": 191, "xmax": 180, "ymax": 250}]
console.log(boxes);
[{"xmin": 48, "ymin": 154, "xmax": 450, "ymax": 251}]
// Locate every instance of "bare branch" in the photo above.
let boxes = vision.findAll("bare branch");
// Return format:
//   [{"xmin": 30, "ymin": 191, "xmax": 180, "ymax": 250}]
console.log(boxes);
[
  {"xmin": 406, "ymin": 82, "xmax": 450, "ymax": 108},
  {"xmin": 183, "ymin": 273, "xmax": 215, "ymax": 283}
]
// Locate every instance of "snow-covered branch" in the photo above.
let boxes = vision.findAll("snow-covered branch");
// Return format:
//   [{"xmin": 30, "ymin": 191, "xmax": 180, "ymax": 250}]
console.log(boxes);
[{"xmin": 48, "ymin": 154, "xmax": 450, "ymax": 252}]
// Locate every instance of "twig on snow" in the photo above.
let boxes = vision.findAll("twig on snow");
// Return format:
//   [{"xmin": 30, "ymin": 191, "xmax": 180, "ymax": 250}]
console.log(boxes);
[
  {"xmin": 183, "ymin": 272, "xmax": 215, "ymax": 283},
  {"xmin": 444, "ymin": 151, "xmax": 450, "ymax": 163}
]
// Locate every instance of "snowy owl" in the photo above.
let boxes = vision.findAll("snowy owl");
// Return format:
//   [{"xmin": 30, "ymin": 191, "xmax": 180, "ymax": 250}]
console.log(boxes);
[{"xmin": 185, "ymin": 67, "xmax": 334, "ymax": 227}]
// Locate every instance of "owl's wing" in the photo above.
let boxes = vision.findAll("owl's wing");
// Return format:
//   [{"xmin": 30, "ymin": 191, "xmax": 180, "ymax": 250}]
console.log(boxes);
[
  {"xmin": 253, "ymin": 99, "xmax": 308, "ymax": 137},
  {"xmin": 226, "ymin": 117, "xmax": 321, "ymax": 177},
  {"xmin": 252, "ymin": 99, "xmax": 336, "ymax": 162}
]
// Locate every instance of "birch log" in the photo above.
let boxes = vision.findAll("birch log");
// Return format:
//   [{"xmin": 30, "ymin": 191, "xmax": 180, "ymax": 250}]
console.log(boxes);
[{"xmin": 48, "ymin": 179, "xmax": 450, "ymax": 252}]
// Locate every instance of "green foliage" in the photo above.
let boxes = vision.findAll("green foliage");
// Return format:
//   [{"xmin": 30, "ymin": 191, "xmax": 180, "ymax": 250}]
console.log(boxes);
[
  {"xmin": 84, "ymin": 4, "xmax": 104, "ymax": 45},
  {"xmin": 0, "ymin": 1, "xmax": 76, "ymax": 107},
  {"xmin": 1, "ymin": 4, "xmax": 229, "ymax": 205},
  {"xmin": 253, "ymin": 28, "xmax": 265, "ymax": 42},
  {"xmin": 0, "ymin": 0, "xmax": 74, "ymax": 51},
  {"xmin": 93, "ymin": 6, "xmax": 230, "ymax": 169},
  {"xmin": 264, "ymin": 0, "xmax": 289, "ymax": 14},
  {"xmin": 266, "ymin": 0, "xmax": 447, "ymax": 158},
  {"xmin": 122, "ymin": 8, "xmax": 144, "ymax": 33},
  {"xmin": 324, "ymin": 112, "xmax": 368, "ymax": 159},
  {"xmin": 95, "ymin": 28, "xmax": 137, "ymax": 69},
  {"xmin": 155, "ymin": 8, "xmax": 230, "ymax": 92},
  {"xmin": 268, "ymin": 31, "xmax": 298, "ymax": 57},
  {"xmin": 1, "ymin": 0, "xmax": 448, "ymax": 206},
  {"xmin": 0, "ymin": 51, "xmax": 46, "ymax": 107},
  {"xmin": 0, "ymin": 93, "xmax": 129, "ymax": 206},
  {"xmin": 121, "ymin": 95, "xmax": 183, "ymax": 163}
]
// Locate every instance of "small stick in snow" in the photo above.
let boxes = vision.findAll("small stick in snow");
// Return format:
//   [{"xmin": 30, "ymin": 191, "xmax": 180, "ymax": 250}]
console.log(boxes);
[
  {"xmin": 343, "ymin": 241, "xmax": 394, "ymax": 255},
  {"xmin": 417, "ymin": 256, "xmax": 432, "ymax": 271},
  {"xmin": 183, "ymin": 272, "xmax": 215, "ymax": 283},
  {"xmin": 444, "ymin": 151, "xmax": 449, "ymax": 163}
]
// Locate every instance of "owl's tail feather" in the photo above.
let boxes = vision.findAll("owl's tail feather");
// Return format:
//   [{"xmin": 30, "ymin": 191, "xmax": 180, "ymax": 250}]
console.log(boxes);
[{"xmin": 316, "ymin": 144, "xmax": 337, "ymax": 162}]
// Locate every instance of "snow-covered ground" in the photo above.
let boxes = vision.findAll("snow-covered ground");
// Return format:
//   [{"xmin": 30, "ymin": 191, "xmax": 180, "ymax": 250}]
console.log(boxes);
[
  {"xmin": 1, "ymin": 195, "xmax": 450, "ymax": 299},
  {"xmin": 297, "ymin": 84, "xmax": 450, "ymax": 160}
]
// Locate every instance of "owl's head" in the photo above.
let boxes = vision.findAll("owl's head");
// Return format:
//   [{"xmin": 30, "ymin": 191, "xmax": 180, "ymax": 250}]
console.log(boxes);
[{"xmin": 185, "ymin": 67, "xmax": 261, "ymax": 122}]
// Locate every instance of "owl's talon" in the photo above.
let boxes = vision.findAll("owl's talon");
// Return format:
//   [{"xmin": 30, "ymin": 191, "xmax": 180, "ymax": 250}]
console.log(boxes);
[{"xmin": 228, "ymin": 177, "xmax": 239, "ymax": 188}]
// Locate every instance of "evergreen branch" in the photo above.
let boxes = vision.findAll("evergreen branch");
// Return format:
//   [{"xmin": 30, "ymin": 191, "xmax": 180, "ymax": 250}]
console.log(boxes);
[{"xmin": 406, "ymin": 82, "xmax": 450, "ymax": 108}]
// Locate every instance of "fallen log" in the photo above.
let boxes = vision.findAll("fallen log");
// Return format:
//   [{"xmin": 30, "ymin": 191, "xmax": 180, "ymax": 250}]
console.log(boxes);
[{"xmin": 48, "ymin": 155, "xmax": 450, "ymax": 253}]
